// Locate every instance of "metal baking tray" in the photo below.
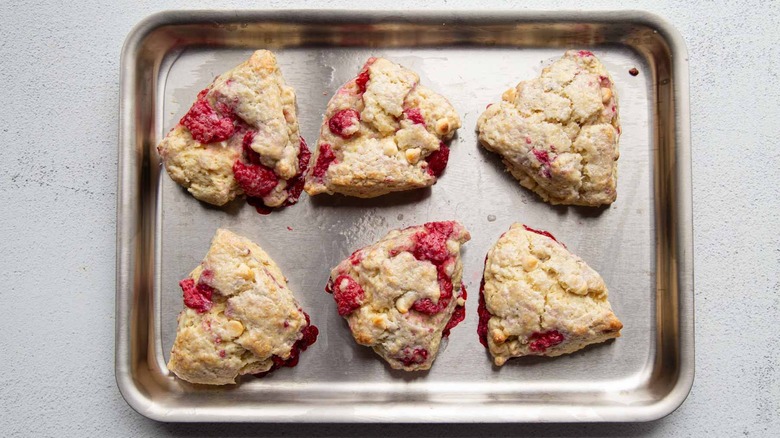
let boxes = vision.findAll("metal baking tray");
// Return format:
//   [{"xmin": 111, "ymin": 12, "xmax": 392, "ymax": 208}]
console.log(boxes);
[{"xmin": 117, "ymin": 10, "xmax": 693, "ymax": 422}]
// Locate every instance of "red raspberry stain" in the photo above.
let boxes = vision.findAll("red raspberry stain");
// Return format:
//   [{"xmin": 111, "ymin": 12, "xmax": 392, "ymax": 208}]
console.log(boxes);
[
  {"xmin": 255, "ymin": 311, "xmax": 318, "ymax": 377},
  {"xmin": 522, "ymin": 224, "xmax": 566, "ymax": 248},
  {"xmin": 312, "ymin": 143, "xmax": 337, "ymax": 181},
  {"xmin": 403, "ymin": 107, "xmax": 426, "ymax": 126},
  {"xmin": 425, "ymin": 143, "xmax": 450, "ymax": 177},
  {"xmin": 577, "ymin": 50, "xmax": 594, "ymax": 57},
  {"xmin": 528, "ymin": 330, "xmax": 565, "ymax": 352},
  {"xmin": 179, "ymin": 277, "xmax": 213, "ymax": 313},
  {"xmin": 331, "ymin": 275, "xmax": 365, "ymax": 316},
  {"xmin": 180, "ymin": 88, "xmax": 235, "ymax": 144},
  {"xmin": 328, "ymin": 108, "xmax": 361, "ymax": 139}
]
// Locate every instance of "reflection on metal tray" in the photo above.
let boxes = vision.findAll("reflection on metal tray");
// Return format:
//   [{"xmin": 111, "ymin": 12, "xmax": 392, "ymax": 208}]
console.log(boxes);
[{"xmin": 117, "ymin": 10, "xmax": 693, "ymax": 423}]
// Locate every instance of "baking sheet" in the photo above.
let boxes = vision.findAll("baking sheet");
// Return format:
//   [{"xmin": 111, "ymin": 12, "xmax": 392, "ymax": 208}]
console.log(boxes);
[{"xmin": 117, "ymin": 10, "xmax": 693, "ymax": 422}]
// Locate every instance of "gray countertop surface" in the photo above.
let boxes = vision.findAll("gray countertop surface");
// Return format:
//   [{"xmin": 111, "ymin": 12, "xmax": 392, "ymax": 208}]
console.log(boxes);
[{"xmin": 1, "ymin": 0, "xmax": 777, "ymax": 436}]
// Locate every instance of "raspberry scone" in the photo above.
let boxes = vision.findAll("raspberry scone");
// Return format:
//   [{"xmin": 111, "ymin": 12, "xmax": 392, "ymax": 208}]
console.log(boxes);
[
  {"xmin": 477, "ymin": 50, "xmax": 620, "ymax": 206},
  {"xmin": 478, "ymin": 223, "xmax": 622, "ymax": 366},
  {"xmin": 167, "ymin": 229, "xmax": 318, "ymax": 385},
  {"xmin": 305, "ymin": 58, "xmax": 461, "ymax": 198},
  {"xmin": 326, "ymin": 221, "xmax": 470, "ymax": 371},
  {"xmin": 157, "ymin": 50, "xmax": 309, "ymax": 211}
]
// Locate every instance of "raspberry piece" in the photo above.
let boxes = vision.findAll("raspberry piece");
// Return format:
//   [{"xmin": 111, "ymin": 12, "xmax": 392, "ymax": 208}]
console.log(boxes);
[
  {"xmin": 577, "ymin": 50, "xmax": 594, "ymax": 57},
  {"xmin": 399, "ymin": 347, "xmax": 428, "ymax": 367},
  {"xmin": 349, "ymin": 250, "xmax": 363, "ymax": 266},
  {"xmin": 242, "ymin": 131, "xmax": 262, "ymax": 165},
  {"xmin": 332, "ymin": 275, "xmax": 365, "ymax": 316},
  {"xmin": 232, "ymin": 160, "xmax": 279, "ymax": 198},
  {"xmin": 528, "ymin": 330, "xmax": 565, "ymax": 352},
  {"xmin": 255, "ymin": 311, "xmax": 319, "ymax": 377},
  {"xmin": 426, "ymin": 143, "xmax": 450, "ymax": 177},
  {"xmin": 411, "ymin": 222, "xmax": 457, "ymax": 315},
  {"xmin": 403, "ymin": 107, "xmax": 425, "ymax": 125},
  {"xmin": 179, "ymin": 278, "xmax": 213, "ymax": 313},
  {"xmin": 328, "ymin": 108, "xmax": 361, "ymax": 139},
  {"xmin": 477, "ymin": 257, "xmax": 490, "ymax": 347},
  {"xmin": 522, "ymin": 224, "xmax": 566, "ymax": 248},
  {"xmin": 312, "ymin": 143, "xmax": 337, "ymax": 181},
  {"xmin": 180, "ymin": 89, "xmax": 235, "ymax": 144},
  {"xmin": 532, "ymin": 148, "xmax": 552, "ymax": 178},
  {"xmin": 281, "ymin": 137, "xmax": 311, "ymax": 207},
  {"xmin": 412, "ymin": 221, "xmax": 454, "ymax": 264},
  {"xmin": 442, "ymin": 286, "xmax": 467, "ymax": 337},
  {"xmin": 412, "ymin": 267, "xmax": 453, "ymax": 315}
]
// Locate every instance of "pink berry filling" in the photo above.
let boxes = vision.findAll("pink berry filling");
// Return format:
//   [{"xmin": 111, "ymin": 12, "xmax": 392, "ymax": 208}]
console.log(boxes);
[
  {"xmin": 180, "ymin": 88, "xmax": 235, "ymax": 144},
  {"xmin": 179, "ymin": 277, "xmax": 213, "ymax": 313},
  {"xmin": 577, "ymin": 50, "xmax": 594, "ymax": 57},
  {"xmin": 312, "ymin": 143, "xmax": 337, "ymax": 181},
  {"xmin": 403, "ymin": 107, "xmax": 426, "ymax": 126},
  {"xmin": 522, "ymin": 224, "xmax": 566, "ymax": 248},
  {"xmin": 328, "ymin": 108, "xmax": 361, "ymax": 139},
  {"xmin": 330, "ymin": 274, "xmax": 365, "ymax": 316},
  {"xmin": 528, "ymin": 330, "xmax": 565, "ymax": 352},
  {"xmin": 426, "ymin": 143, "xmax": 450, "ymax": 177}
]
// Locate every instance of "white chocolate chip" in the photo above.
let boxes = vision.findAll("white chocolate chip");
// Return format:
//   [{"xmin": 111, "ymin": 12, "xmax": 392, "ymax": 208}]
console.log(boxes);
[
  {"xmin": 522, "ymin": 255, "xmax": 538, "ymax": 271},
  {"xmin": 601, "ymin": 87, "xmax": 612, "ymax": 103},
  {"xmin": 383, "ymin": 141, "xmax": 398, "ymax": 156},
  {"xmin": 405, "ymin": 148, "xmax": 421, "ymax": 164},
  {"xmin": 224, "ymin": 320, "xmax": 244, "ymax": 339},
  {"xmin": 435, "ymin": 118, "xmax": 450, "ymax": 136}
]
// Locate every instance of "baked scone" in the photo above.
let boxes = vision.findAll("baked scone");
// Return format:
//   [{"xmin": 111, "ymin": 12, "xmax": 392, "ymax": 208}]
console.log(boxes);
[
  {"xmin": 326, "ymin": 221, "xmax": 470, "ymax": 371},
  {"xmin": 477, "ymin": 50, "xmax": 620, "ymax": 206},
  {"xmin": 167, "ymin": 229, "xmax": 318, "ymax": 385},
  {"xmin": 478, "ymin": 223, "xmax": 622, "ymax": 366},
  {"xmin": 305, "ymin": 57, "xmax": 461, "ymax": 198},
  {"xmin": 157, "ymin": 50, "xmax": 309, "ymax": 211}
]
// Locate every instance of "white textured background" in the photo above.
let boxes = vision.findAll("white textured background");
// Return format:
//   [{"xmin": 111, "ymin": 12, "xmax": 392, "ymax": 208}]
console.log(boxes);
[{"xmin": 0, "ymin": 0, "xmax": 778, "ymax": 436}]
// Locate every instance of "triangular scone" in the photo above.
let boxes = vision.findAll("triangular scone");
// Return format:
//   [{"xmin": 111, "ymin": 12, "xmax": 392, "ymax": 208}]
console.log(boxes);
[
  {"xmin": 477, "ymin": 50, "xmax": 620, "ymax": 206},
  {"xmin": 305, "ymin": 58, "xmax": 461, "ymax": 198},
  {"xmin": 478, "ymin": 223, "xmax": 622, "ymax": 366},
  {"xmin": 167, "ymin": 229, "xmax": 318, "ymax": 385},
  {"xmin": 157, "ymin": 50, "xmax": 309, "ymax": 210},
  {"xmin": 327, "ymin": 221, "xmax": 470, "ymax": 371}
]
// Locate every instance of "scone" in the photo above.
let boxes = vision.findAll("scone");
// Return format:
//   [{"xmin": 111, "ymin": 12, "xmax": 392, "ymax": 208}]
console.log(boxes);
[
  {"xmin": 326, "ymin": 221, "xmax": 470, "ymax": 371},
  {"xmin": 167, "ymin": 229, "xmax": 318, "ymax": 385},
  {"xmin": 478, "ymin": 223, "xmax": 622, "ymax": 366},
  {"xmin": 477, "ymin": 50, "xmax": 620, "ymax": 206},
  {"xmin": 157, "ymin": 50, "xmax": 309, "ymax": 211},
  {"xmin": 305, "ymin": 57, "xmax": 461, "ymax": 198}
]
